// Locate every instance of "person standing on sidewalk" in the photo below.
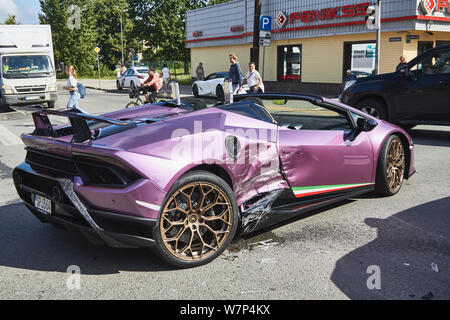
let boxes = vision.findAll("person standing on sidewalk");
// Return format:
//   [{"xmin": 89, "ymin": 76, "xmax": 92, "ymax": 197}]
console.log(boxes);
[
  {"xmin": 161, "ymin": 64, "xmax": 170, "ymax": 92},
  {"xmin": 196, "ymin": 62, "xmax": 205, "ymax": 80},
  {"xmin": 243, "ymin": 62, "xmax": 264, "ymax": 93},
  {"xmin": 228, "ymin": 53, "xmax": 243, "ymax": 94},
  {"xmin": 63, "ymin": 65, "xmax": 82, "ymax": 111},
  {"xmin": 396, "ymin": 56, "xmax": 408, "ymax": 72}
]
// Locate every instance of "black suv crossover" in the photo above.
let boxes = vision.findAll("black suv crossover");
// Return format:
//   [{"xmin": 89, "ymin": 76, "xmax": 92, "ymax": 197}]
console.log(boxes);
[{"xmin": 340, "ymin": 44, "xmax": 450, "ymax": 129}]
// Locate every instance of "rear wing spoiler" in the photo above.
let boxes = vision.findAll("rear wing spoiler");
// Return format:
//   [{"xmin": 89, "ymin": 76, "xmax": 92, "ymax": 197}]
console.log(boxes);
[{"xmin": 24, "ymin": 105, "xmax": 132, "ymax": 143}]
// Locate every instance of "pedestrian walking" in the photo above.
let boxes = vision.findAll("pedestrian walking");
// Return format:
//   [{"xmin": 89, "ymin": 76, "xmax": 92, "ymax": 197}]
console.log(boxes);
[
  {"xmin": 243, "ymin": 62, "xmax": 264, "ymax": 93},
  {"xmin": 161, "ymin": 64, "xmax": 170, "ymax": 92},
  {"xmin": 228, "ymin": 53, "xmax": 243, "ymax": 94},
  {"xmin": 120, "ymin": 64, "xmax": 127, "ymax": 75},
  {"xmin": 396, "ymin": 56, "xmax": 408, "ymax": 72},
  {"xmin": 196, "ymin": 62, "xmax": 205, "ymax": 80},
  {"xmin": 63, "ymin": 65, "xmax": 83, "ymax": 112}
]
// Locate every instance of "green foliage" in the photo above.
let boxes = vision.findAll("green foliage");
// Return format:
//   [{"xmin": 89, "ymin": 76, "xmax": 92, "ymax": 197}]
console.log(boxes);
[
  {"xmin": 39, "ymin": 0, "xmax": 98, "ymax": 75},
  {"xmin": 4, "ymin": 14, "xmax": 19, "ymax": 25},
  {"xmin": 93, "ymin": 0, "xmax": 142, "ymax": 69},
  {"xmin": 39, "ymin": 0, "xmax": 231, "ymax": 75}
]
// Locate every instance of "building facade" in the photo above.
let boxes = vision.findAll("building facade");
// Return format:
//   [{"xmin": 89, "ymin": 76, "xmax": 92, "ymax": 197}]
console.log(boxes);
[{"xmin": 186, "ymin": 0, "xmax": 450, "ymax": 94}]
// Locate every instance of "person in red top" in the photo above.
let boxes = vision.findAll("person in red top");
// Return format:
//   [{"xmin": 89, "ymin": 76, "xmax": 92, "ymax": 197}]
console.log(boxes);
[{"xmin": 138, "ymin": 67, "xmax": 162, "ymax": 103}]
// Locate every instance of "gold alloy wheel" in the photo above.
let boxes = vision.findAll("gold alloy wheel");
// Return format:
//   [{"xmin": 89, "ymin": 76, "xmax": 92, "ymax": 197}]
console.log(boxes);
[
  {"xmin": 386, "ymin": 137, "xmax": 405, "ymax": 193},
  {"xmin": 160, "ymin": 182, "xmax": 233, "ymax": 261}
]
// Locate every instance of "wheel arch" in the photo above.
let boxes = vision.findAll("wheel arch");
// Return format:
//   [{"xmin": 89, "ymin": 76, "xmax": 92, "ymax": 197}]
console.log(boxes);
[{"xmin": 375, "ymin": 131, "xmax": 411, "ymax": 180}]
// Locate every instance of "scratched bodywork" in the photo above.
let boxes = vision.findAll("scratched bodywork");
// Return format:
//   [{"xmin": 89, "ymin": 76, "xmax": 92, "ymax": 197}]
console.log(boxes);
[{"xmin": 12, "ymin": 93, "xmax": 415, "ymax": 266}]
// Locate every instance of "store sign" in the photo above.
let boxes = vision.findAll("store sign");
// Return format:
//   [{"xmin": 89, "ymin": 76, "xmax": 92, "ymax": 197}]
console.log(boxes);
[
  {"xmin": 277, "ymin": 2, "xmax": 370, "ymax": 28},
  {"xmin": 192, "ymin": 31, "xmax": 203, "ymax": 37},
  {"xmin": 420, "ymin": 0, "xmax": 450, "ymax": 15},
  {"xmin": 230, "ymin": 25, "xmax": 244, "ymax": 32},
  {"xmin": 276, "ymin": 11, "xmax": 288, "ymax": 28}
]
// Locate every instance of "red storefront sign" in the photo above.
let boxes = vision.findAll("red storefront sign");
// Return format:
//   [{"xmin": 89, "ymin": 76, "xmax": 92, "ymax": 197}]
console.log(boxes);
[
  {"xmin": 421, "ymin": 0, "xmax": 450, "ymax": 14},
  {"xmin": 230, "ymin": 25, "xmax": 244, "ymax": 32},
  {"xmin": 277, "ymin": 2, "xmax": 370, "ymax": 28}
]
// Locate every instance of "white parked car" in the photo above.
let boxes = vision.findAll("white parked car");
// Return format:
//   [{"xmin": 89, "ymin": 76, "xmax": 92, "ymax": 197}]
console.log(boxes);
[
  {"xmin": 192, "ymin": 72, "xmax": 249, "ymax": 100},
  {"xmin": 116, "ymin": 66, "xmax": 149, "ymax": 90}
]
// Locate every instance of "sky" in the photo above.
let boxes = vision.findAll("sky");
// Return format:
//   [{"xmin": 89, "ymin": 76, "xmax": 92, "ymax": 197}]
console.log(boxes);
[{"xmin": 0, "ymin": 0, "xmax": 41, "ymax": 24}]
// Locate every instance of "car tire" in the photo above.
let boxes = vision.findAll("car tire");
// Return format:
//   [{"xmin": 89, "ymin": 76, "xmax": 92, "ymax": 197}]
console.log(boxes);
[
  {"xmin": 192, "ymin": 84, "xmax": 199, "ymax": 97},
  {"xmin": 116, "ymin": 80, "xmax": 122, "ymax": 91},
  {"xmin": 216, "ymin": 85, "xmax": 224, "ymax": 101},
  {"xmin": 355, "ymin": 99, "xmax": 387, "ymax": 120},
  {"xmin": 47, "ymin": 101, "xmax": 55, "ymax": 109},
  {"xmin": 152, "ymin": 170, "xmax": 238, "ymax": 268},
  {"xmin": 375, "ymin": 135, "xmax": 405, "ymax": 196},
  {"xmin": 130, "ymin": 81, "xmax": 136, "ymax": 91}
]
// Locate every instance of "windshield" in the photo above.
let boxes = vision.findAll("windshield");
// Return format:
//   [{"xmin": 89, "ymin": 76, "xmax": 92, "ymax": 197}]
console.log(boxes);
[{"xmin": 2, "ymin": 55, "xmax": 54, "ymax": 79}]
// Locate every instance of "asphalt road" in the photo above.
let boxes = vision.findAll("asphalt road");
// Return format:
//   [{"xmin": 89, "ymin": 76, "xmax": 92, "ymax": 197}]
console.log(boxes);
[{"xmin": 0, "ymin": 87, "xmax": 449, "ymax": 300}]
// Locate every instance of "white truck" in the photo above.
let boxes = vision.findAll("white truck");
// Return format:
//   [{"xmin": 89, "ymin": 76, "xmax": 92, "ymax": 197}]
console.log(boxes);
[{"xmin": 0, "ymin": 25, "xmax": 57, "ymax": 112}]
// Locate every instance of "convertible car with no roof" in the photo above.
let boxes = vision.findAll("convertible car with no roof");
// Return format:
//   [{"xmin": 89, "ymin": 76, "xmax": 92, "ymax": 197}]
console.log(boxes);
[{"xmin": 13, "ymin": 93, "xmax": 415, "ymax": 267}]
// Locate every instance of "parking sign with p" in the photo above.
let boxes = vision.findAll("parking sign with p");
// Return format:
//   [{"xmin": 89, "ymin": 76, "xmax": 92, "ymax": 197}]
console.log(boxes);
[{"xmin": 260, "ymin": 15, "xmax": 272, "ymax": 31}]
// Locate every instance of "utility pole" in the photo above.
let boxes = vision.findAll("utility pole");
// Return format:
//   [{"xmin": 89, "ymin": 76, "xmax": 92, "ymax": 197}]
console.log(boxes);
[
  {"xmin": 120, "ymin": 12, "xmax": 124, "ymax": 65},
  {"xmin": 251, "ymin": 0, "xmax": 261, "ymax": 69},
  {"xmin": 366, "ymin": 1, "xmax": 381, "ymax": 74},
  {"xmin": 375, "ymin": 0, "xmax": 381, "ymax": 75}
]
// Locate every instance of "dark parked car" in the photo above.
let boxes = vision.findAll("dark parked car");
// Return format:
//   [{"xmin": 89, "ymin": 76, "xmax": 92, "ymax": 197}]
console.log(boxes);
[{"xmin": 340, "ymin": 44, "xmax": 450, "ymax": 129}]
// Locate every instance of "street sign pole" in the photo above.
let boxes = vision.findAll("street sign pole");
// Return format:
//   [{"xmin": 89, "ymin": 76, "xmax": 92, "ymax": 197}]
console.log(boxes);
[
  {"xmin": 262, "ymin": 46, "xmax": 265, "ymax": 80},
  {"xmin": 95, "ymin": 47, "xmax": 101, "ymax": 88},
  {"xmin": 259, "ymin": 15, "xmax": 272, "ymax": 81}
]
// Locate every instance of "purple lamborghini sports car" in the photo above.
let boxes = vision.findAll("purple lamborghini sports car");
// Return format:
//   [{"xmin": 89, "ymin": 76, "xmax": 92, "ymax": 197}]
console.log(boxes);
[{"xmin": 13, "ymin": 94, "xmax": 415, "ymax": 267}]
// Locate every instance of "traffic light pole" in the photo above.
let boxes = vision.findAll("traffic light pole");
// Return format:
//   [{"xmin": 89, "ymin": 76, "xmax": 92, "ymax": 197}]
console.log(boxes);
[{"xmin": 375, "ymin": 0, "xmax": 381, "ymax": 74}]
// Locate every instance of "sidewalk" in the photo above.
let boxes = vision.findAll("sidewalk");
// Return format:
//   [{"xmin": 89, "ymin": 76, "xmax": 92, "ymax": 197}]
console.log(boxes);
[{"xmin": 57, "ymin": 79, "xmax": 193, "ymax": 96}]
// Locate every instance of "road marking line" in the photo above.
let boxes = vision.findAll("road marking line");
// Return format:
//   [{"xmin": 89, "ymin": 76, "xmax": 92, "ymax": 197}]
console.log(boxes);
[{"xmin": 0, "ymin": 124, "xmax": 22, "ymax": 146}]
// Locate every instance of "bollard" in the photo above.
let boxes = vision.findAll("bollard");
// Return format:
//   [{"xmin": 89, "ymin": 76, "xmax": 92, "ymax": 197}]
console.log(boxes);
[
  {"xmin": 170, "ymin": 80, "xmax": 181, "ymax": 105},
  {"xmin": 223, "ymin": 78, "xmax": 233, "ymax": 104}
]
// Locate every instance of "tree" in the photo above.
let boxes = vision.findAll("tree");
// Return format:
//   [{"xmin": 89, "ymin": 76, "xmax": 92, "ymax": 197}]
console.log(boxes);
[
  {"xmin": 93, "ymin": 0, "xmax": 142, "ymax": 69},
  {"xmin": 127, "ymin": 0, "xmax": 218, "ymax": 71},
  {"xmin": 4, "ymin": 14, "xmax": 19, "ymax": 25},
  {"xmin": 39, "ymin": 0, "xmax": 98, "ymax": 75}
]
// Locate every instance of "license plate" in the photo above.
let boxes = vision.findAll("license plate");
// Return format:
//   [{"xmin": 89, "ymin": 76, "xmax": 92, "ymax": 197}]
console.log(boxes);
[
  {"xmin": 25, "ymin": 96, "xmax": 39, "ymax": 101},
  {"xmin": 34, "ymin": 194, "xmax": 52, "ymax": 215}
]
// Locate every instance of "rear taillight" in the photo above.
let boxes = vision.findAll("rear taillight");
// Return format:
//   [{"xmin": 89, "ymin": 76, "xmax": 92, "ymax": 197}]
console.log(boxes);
[
  {"xmin": 137, "ymin": 75, "xmax": 144, "ymax": 79},
  {"xmin": 72, "ymin": 152, "xmax": 142, "ymax": 188}
]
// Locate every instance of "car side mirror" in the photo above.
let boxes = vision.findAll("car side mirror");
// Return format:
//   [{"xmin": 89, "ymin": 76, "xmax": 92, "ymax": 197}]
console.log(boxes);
[
  {"xmin": 347, "ymin": 118, "xmax": 378, "ymax": 142},
  {"xmin": 357, "ymin": 117, "xmax": 377, "ymax": 132}
]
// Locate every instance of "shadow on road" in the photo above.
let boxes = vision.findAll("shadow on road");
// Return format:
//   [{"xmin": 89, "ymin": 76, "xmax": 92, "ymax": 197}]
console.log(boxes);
[
  {"xmin": 331, "ymin": 196, "xmax": 450, "ymax": 299},
  {"xmin": 0, "ymin": 202, "xmax": 175, "ymax": 274},
  {"xmin": 409, "ymin": 128, "xmax": 450, "ymax": 148}
]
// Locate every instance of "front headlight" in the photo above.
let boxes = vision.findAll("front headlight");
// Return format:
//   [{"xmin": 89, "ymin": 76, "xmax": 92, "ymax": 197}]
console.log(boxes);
[
  {"xmin": 343, "ymin": 80, "xmax": 356, "ymax": 92},
  {"xmin": 47, "ymin": 84, "xmax": 57, "ymax": 91},
  {"xmin": 1, "ymin": 85, "xmax": 13, "ymax": 94}
]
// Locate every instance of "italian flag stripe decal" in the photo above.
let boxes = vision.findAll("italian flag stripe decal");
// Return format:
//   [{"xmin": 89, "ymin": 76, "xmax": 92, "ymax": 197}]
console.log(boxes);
[{"xmin": 292, "ymin": 183, "xmax": 374, "ymax": 198}]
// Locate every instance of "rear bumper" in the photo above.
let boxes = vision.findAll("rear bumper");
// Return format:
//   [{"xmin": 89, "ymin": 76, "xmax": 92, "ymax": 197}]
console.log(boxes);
[
  {"xmin": 13, "ymin": 162, "xmax": 158, "ymax": 249},
  {"xmin": 2, "ymin": 91, "xmax": 58, "ymax": 105}
]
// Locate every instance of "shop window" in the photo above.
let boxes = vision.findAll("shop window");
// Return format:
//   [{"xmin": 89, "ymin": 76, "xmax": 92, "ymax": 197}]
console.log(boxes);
[
  {"xmin": 277, "ymin": 45, "xmax": 302, "ymax": 81},
  {"xmin": 343, "ymin": 41, "xmax": 376, "ymax": 79}
]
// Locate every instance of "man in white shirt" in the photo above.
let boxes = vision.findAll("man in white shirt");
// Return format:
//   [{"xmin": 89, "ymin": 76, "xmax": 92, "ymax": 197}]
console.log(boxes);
[
  {"xmin": 161, "ymin": 64, "xmax": 170, "ymax": 92},
  {"xmin": 243, "ymin": 62, "xmax": 264, "ymax": 93}
]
